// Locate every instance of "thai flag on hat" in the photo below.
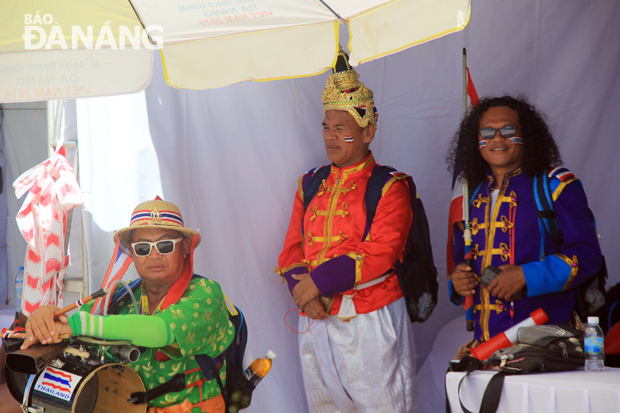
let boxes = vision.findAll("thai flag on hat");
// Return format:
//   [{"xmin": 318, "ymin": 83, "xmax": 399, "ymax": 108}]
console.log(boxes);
[{"xmin": 130, "ymin": 210, "xmax": 184, "ymax": 226}]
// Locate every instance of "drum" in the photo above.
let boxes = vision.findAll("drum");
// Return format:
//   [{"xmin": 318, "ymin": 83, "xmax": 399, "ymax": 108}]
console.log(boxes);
[{"xmin": 5, "ymin": 339, "xmax": 146, "ymax": 413}]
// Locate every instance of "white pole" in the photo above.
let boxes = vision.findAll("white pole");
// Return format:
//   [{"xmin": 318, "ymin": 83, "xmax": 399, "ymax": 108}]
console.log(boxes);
[{"xmin": 46, "ymin": 100, "xmax": 54, "ymax": 158}]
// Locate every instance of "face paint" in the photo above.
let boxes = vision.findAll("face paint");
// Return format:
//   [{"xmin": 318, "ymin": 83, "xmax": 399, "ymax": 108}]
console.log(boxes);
[
  {"xmin": 344, "ymin": 135, "xmax": 354, "ymax": 143},
  {"xmin": 510, "ymin": 137, "xmax": 524, "ymax": 145},
  {"xmin": 478, "ymin": 140, "xmax": 487, "ymax": 148}
]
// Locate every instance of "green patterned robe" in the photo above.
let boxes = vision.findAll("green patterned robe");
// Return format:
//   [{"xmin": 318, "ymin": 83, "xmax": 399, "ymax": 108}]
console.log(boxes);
[{"xmin": 80, "ymin": 276, "xmax": 234, "ymax": 410}]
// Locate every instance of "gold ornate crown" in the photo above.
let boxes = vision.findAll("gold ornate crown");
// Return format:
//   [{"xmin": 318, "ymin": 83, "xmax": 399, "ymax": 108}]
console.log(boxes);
[{"xmin": 322, "ymin": 47, "xmax": 377, "ymax": 128}]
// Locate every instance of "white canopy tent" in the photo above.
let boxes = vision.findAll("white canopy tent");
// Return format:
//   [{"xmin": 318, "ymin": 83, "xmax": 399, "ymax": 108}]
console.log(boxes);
[
  {"xmin": 0, "ymin": 0, "xmax": 470, "ymax": 101},
  {"xmin": 2, "ymin": 0, "xmax": 620, "ymax": 411}
]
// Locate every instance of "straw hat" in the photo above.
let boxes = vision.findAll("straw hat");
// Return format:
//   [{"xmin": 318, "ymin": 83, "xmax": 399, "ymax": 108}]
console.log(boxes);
[{"xmin": 114, "ymin": 198, "xmax": 201, "ymax": 248}]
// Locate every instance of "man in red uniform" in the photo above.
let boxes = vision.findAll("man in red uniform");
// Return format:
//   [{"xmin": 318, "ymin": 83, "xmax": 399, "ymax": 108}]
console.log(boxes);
[{"xmin": 277, "ymin": 48, "xmax": 417, "ymax": 412}]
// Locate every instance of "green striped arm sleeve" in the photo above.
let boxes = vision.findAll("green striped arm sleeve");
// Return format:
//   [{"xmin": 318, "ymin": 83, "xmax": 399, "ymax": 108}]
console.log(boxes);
[{"xmin": 68, "ymin": 312, "xmax": 174, "ymax": 347}]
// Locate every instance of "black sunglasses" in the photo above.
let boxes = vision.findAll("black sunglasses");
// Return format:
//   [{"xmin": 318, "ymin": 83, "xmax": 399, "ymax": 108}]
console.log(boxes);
[
  {"xmin": 478, "ymin": 125, "xmax": 521, "ymax": 139},
  {"xmin": 131, "ymin": 237, "xmax": 184, "ymax": 257}
]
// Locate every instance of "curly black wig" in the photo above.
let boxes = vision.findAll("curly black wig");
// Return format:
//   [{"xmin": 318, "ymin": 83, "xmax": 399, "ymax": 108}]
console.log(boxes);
[{"xmin": 446, "ymin": 95, "xmax": 562, "ymax": 186}]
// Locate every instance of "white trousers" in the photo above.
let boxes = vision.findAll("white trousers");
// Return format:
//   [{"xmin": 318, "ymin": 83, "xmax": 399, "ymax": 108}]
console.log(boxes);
[{"xmin": 298, "ymin": 297, "xmax": 417, "ymax": 413}]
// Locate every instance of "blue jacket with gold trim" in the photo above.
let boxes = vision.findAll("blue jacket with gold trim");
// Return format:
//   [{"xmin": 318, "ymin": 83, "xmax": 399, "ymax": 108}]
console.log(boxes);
[{"xmin": 450, "ymin": 166, "xmax": 602, "ymax": 341}]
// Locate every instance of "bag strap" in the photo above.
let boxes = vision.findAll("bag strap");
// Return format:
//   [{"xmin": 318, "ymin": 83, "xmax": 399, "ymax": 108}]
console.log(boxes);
[
  {"xmin": 445, "ymin": 356, "xmax": 482, "ymax": 413},
  {"xmin": 363, "ymin": 165, "xmax": 396, "ymax": 240},
  {"xmin": 302, "ymin": 165, "xmax": 332, "ymax": 210},
  {"xmin": 301, "ymin": 165, "xmax": 332, "ymax": 236},
  {"xmin": 128, "ymin": 374, "xmax": 187, "ymax": 404},
  {"xmin": 456, "ymin": 370, "xmax": 507, "ymax": 413},
  {"xmin": 533, "ymin": 172, "xmax": 564, "ymax": 250},
  {"xmin": 479, "ymin": 372, "xmax": 506, "ymax": 413},
  {"xmin": 469, "ymin": 181, "xmax": 484, "ymax": 207},
  {"xmin": 195, "ymin": 353, "xmax": 228, "ymax": 407}
]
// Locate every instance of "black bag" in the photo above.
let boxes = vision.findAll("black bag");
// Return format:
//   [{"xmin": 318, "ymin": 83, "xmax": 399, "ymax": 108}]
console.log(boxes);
[
  {"xmin": 302, "ymin": 164, "xmax": 439, "ymax": 323},
  {"xmin": 447, "ymin": 325, "xmax": 584, "ymax": 413},
  {"xmin": 598, "ymin": 282, "xmax": 620, "ymax": 334},
  {"xmin": 196, "ymin": 302, "xmax": 254, "ymax": 412}
]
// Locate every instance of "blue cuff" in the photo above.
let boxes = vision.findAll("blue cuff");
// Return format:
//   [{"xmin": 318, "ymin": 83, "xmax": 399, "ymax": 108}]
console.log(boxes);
[
  {"xmin": 448, "ymin": 278, "xmax": 464, "ymax": 305},
  {"xmin": 522, "ymin": 255, "xmax": 572, "ymax": 297},
  {"xmin": 310, "ymin": 255, "xmax": 356, "ymax": 297}
]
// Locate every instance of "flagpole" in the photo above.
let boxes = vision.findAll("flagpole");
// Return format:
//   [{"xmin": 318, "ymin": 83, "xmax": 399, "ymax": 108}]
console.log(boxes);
[{"xmin": 462, "ymin": 48, "xmax": 474, "ymax": 332}]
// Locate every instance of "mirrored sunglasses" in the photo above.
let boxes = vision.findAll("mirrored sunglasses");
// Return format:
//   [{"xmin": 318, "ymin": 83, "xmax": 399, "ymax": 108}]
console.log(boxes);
[
  {"xmin": 478, "ymin": 125, "xmax": 521, "ymax": 140},
  {"xmin": 131, "ymin": 237, "xmax": 184, "ymax": 257}
]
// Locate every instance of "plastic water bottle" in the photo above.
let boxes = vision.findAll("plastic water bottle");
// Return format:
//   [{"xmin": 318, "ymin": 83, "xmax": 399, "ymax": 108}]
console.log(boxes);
[
  {"xmin": 243, "ymin": 349, "xmax": 276, "ymax": 387},
  {"xmin": 15, "ymin": 266, "xmax": 24, "ymax": 315},
  {"xmin": 584, "ymin": 316, "xmax": 605, "ymax": 372}
]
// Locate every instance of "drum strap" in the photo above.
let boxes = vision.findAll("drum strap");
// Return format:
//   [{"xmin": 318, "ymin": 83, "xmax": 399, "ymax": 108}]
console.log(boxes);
[
  {"xmin": 128, "ymin": 352, "xmax": 226, "ymax": 405},
  {"xmin": 128, "ymin": 352, "xmax": 226, "ymax": 404}
]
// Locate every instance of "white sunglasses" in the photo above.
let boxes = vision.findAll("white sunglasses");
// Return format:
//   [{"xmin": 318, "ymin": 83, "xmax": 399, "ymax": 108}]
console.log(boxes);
[{"xmin": 131, "ymin": 237, "xmax": 184, "ymax": 257}]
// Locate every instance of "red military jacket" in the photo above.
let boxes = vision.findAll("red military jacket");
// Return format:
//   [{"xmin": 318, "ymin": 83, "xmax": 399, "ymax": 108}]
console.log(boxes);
[{"xmin": 277, "ymin": 152, "xmax": 412, "ymax": 316}]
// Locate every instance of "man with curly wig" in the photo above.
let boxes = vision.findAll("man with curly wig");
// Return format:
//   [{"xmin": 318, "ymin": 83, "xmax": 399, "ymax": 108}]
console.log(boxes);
[{"xmin": 447, "ymin": 95, "xmax": 603, "ymax": 344}]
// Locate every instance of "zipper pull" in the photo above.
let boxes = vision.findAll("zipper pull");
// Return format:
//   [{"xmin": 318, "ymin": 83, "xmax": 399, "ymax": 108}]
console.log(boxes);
[{"xmin": 559, "ymin": 341, "xmax": 568, "ymax": 358}]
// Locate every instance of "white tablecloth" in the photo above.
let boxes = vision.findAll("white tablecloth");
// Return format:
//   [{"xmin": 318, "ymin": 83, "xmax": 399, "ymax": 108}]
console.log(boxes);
[{"xmin": 446, "ymin": 368, "xmax": 620, "ymax": 413}]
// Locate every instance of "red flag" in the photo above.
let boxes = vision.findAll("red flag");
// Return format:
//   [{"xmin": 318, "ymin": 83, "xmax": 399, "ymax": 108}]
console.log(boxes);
[
  {"xmin": 466, "ymin": 67, "xmax": 479, "ymax": 109},
  {"xmin": 447, "ymin": 67, "xmax": 479, "ymax": 276},
  {"xmin": 90, "ymin": 240, "xmax": 133, "ymax": 315}
]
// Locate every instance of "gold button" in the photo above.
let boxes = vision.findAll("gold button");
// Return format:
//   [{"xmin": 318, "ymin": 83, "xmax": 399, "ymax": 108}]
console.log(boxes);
[{"xmin": 356, "ymin": 255, "xmax": 363, "ymax": 261}]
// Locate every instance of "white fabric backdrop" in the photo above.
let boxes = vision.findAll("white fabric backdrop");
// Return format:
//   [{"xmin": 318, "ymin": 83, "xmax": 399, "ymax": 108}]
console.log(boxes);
[
  {"xmin": 1, "ymin": 102, "xmax": 48, "ymax": 307},
  {"xmin": 70, "ymin": 1, "xmax": 620, "ymax": 412}
]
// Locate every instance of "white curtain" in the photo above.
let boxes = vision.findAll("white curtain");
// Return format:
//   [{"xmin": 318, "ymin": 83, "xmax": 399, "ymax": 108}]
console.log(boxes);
[
  {"xmin": 74, "ymin": 1, "xmax": 620, "ymax": 411},
  {"xmin": 1, "ymin": 102, "xmax": 48, "ymax": 307}
]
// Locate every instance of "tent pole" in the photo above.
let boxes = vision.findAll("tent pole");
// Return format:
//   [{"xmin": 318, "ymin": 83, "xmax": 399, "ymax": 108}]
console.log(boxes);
[
  {"xmin": 462, "ymin": 48, "xmax": 474, "ymax": 332},
  {"xmin": 53, "ymin": 99, "xmax": 65, "ymax": 150},
  {"xmin": 46, "ymin": 100, "xmax": 54, "ymax": 158}
]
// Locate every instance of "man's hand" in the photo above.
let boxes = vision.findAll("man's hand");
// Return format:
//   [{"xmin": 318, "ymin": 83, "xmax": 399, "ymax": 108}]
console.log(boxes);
[
  {"xmin": 486, "ymin": 264, "xmax": 526, "ymax": 301},
  {"xmin": 303, "ymin": 299, "xmax": 328, "ymax": 320},
  {"xmin": 292, "ymin": 273, "xmax": 320, "ymax": 313},
  {"xmin": 451, "ymin": 263, "xmax": 478, "ymax": 297},
  {"xmin": 22, "ymin": 305, "xmax": 70, "ymax": 350}
]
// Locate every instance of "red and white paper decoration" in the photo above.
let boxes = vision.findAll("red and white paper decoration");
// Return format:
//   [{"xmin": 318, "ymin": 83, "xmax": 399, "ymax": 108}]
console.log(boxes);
[{"xmin": 13, "ymin": 153, "xmax": 84, "ymax": 316}]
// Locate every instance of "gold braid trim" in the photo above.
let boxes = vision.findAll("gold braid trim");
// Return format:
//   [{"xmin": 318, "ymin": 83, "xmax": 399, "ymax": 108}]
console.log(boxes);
[
  {"xmin": 472, "ymin": 193, "xmax": 489, "ymax": 209},
  {"xmin": 552, "ymin": 177, "xmax": 578, "ymax": 201},
  {"xmin": 474, "ymin": 300, "xmax": 506, "ymax": 315},
  {"xmin": 345, "ymin": 252, "xmax": 365, "ymax": 286},
  {"xmin": 496, "ymin": 216, "xmax": 514, "ymax": 232},
  {"xmin": 275, "ymin": 263, "xmax": 309, "ymax": 283},
  {"xmin": 559, "ymin": 254, "xmax": 579, "ymax": 290},
  {"xmin": 469, "ymin": 218, "xmax": 486, "ymax": 236},
  {"xmin": 381, "ymin": 173, "xmax": 410, "ymax": 196}
]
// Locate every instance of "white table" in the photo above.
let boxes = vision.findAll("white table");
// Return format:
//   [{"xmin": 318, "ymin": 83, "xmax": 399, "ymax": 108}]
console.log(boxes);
[{"xmin": 446, "ymin": 368, "xmax": 620, "ymax": 413}]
